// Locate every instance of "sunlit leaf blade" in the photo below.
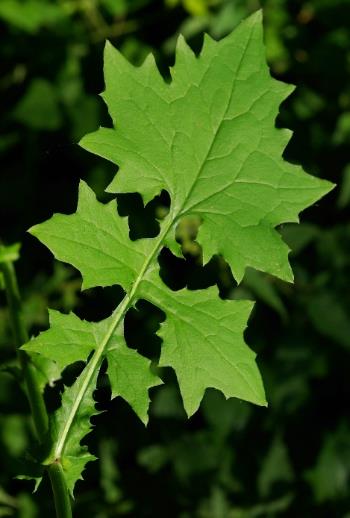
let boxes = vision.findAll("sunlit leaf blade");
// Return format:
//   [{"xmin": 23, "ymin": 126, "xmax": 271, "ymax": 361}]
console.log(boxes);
[
  {"xmin": 27, "ymin": 10, "xmax": 335, "ymax": 495},
  {"xmin": 81, "ymin": 10, "xmax": 333, "ymax": 282},
  {"xmin": 23, "ymin": 310, "xmax": 95, "ymax": 371},
  {"xmin": 140, "ymin": 267, "xmax": 265, "ymax": 416},
  {"xmin": 106, "ymin": 328, "xmax": 163, "ymax": 424},
  {"xmin": 42, "ymin": 319, "xmax": 162, "ymax": 492},
  {"xmin": 29, "ymin": 181, "xmax": 153, "ymax": 291},
  {"xmin": 23, "ymin": 310, "xmax": 162, "ymax": 421}
]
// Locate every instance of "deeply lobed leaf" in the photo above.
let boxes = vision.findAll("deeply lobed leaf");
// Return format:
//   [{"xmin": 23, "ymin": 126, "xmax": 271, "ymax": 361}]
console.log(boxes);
[
  {"xmin": 24, "ymin": 310, "xmax": 162, "ymax": 423},
  {"xmin": 81, "ymin": 10, "xmax": 333, "ymax": 282},
  {"xmin": 139, "ymin": 266, "xmax": 265, "ymax": 415},
  {"xmin": 30, "ymin": 181, "xmax": 153, "ymax": 291},
  {"xmin": 24, "ymin": 10, "xmax": 334, "ymax": 493},
  {"xmin": 24, "ymin": 309, "xmax": 161, "ymax": 489}
]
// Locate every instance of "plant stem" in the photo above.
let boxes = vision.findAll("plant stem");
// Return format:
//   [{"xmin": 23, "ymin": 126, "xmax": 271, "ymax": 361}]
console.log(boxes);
[
  {"xmin": 0, "ymin": 259, "xmax": 48, "ymax": 441},
  {"xmin": 48, "ymin": 462, "xmax": 73, "ymax": 518},
  {"xmin": 0, "ymin": 258, "xmax": 73, "ymax": 518}
]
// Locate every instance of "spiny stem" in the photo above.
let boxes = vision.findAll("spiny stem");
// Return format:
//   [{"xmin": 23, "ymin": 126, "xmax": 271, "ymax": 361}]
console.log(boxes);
[
  {"xmin": 48, "ymin": 462, "xmax": 73, "ymax": 518},
  {"xmin": 0, "ymin": 256, "xmax": 72, "ymax": 518},
  {"xmin": 0, "ymin": 259, "xmax": 48, "ymax": 441}
]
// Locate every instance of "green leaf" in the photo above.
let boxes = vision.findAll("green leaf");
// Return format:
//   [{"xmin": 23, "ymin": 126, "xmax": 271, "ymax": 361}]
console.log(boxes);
[
  {"xmin": 30, "ymin": 182, "xmax": 153, "ymax": 291},
  {"xmin": 280, "ymin": 222, "xmax": 319, "ymax": 255},
  {"xmin": 305, "ymin": 424, "xmax": 350, "ymax": 503},
  {"xmin": 307, "ymin": 292, "xmax": 350, "ymax": 350},
  {"xmin": 243, "ymin": 268, "xmax": 287, "ymax": 320},
  {"xmin": 23, "ymin": 310, "xmax": 161, "ymax": 490},
  {"xmin": 27, "ymin": 10, "xmax": 333, "ymax": 493},
  {"xmin": 48, "ymin": 368, "xmax": 99, "ymax": 496},
  {"xmin": 139, "ymin": 266, "xmax": 265, "ymax": 415},
  {"xmin": 81, "ymin": 10, "xmax": 333, "ymax": 282},
  {"xmin": 106, "ymin": 327, "xmax": 163, "ymax": 424},
  {"xmin": 0, "ymin": 0, "xmax": 65, "ymax": 33},
  {"xmin": 14, "ymin": 79, "xmax": 62, "ymax": 131},
  {"xmin": 30, "ymin": 354, "xmax": 61, "ymax": 392},
  {"xmin": 24, "ymin": 310, "xmax": 101, "ymax": 371},
  {"xmin": 23, "ymin": 311, "xmax": 162, "ymax": 421},
  {"xmin": 257, "ymin": 435, "xmax": 294, "ymax": 497}
]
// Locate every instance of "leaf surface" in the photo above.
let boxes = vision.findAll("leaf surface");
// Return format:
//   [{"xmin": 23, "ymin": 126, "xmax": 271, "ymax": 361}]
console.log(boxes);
[
  {"xmin": 49, "ymin": 368, "xmax": 99, "ymax": 496},
  {"xmin": 24, "ymin": 310, "xmax": 95, "ymax": 370},
  {"xmin": 23, "ymin": 311, "xmax": 161, "ymax": 422},
  {"xmin": 140, "ymin": 266, "xmax": 265, "ymax": 415},
  {"xmin": 107, "ymin": 328, "xmax": 163, "ymax": 424},
  {"xmin": 81, "ymin": 10, "xmax": 333, "ymax": 282},
  {"xmin": 30, "ymin": 181, "xmax": 153, "ymax": 291},
  {"xmin": 27, "ymin": 10, "xmax": 333, "ymax": 492},
  {"xmin": 24, "ymin": 311, "xmax": 161, "ymax": 492}
]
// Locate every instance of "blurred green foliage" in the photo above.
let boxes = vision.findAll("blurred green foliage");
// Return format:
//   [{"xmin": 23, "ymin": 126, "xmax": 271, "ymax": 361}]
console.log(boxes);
[{"xmin": 0, "ymin": 0, "xmax": 349, "ymax": 516}]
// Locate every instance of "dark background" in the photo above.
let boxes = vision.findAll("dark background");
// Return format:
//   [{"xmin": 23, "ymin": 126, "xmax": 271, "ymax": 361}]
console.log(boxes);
[{"xmin": 1, "ymin": 0, "xmax": 350, "ymax": 516}]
